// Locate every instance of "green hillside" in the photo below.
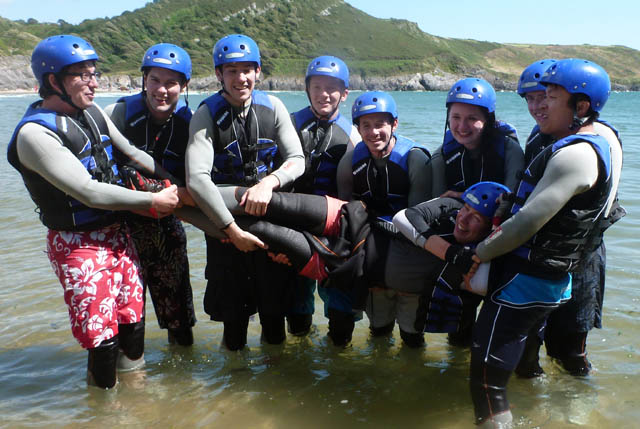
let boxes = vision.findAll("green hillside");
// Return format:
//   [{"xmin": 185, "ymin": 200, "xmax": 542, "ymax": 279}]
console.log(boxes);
[{"xmin": 1, "ymin": 0, "xmax": 639, "ymax": 86}]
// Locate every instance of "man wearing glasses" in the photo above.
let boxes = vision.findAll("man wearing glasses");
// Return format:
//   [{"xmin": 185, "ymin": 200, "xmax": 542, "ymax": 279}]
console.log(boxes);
[{"xmin": 7, "ymin": 35, "xmax": 179, "ymax": 389}]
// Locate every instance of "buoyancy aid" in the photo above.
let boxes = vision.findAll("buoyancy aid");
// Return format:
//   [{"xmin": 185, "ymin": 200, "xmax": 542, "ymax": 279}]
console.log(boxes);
[
  {"xmin": 352, "ymin": 135, "xmax": 429, "ymax": 217},
  {"xmin": 8, "ymin": 102, "xmax": 121, "ymax": 230},
  {"xmin": 291, "ymin": 106, "xmax": 351, "ymax": 196},
  {"xmin": 442, "ymin": 121, "xmax": 517, "ymax": 191},
  {"xmin": 117, "ymin": 92, "xmax": 191, "ymax": 181},
  {"xmin": 200, "ymin": 90, "xmax": 278, "ymax": 186},
  {"xmin": 511, "ymin": 133, "xmax": 612, "ymax": 274}
]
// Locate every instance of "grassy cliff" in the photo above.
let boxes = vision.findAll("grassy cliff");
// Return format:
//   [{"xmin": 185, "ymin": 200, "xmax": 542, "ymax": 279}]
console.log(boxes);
[{"xmin": 1, "ymin": 0, "xmax": 639, "ymax": 86}]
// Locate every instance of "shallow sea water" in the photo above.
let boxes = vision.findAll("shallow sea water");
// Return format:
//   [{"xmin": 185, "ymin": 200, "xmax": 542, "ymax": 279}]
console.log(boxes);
[{"xmin": 0, "ymin": 90, "xmax": 638, "ymax": 428}]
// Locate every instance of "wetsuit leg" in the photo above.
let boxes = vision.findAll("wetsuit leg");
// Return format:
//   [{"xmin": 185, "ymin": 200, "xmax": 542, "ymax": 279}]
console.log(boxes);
[
  {"xmin": 260, "ymin": 314, "xmax": 286, "ymax": 344},
  {"xmin": 448, "ymin": 291, "xmax": 482, "ymax": 348},
  {"xmin": 223, "ymin": 316, "xmax": 250, "ymax": 351},
  {"xmin": 247, "ymin": 221, "xmax": 313, "ymax": 269},
  {"xmin": 515, "ymin": 320, "xmax": 545, "ymax": 378},
  {"xmin": 254, "ymin": 250, "xmax": 297, "ymax": 346},
  {"xmin": 87, "ymin": 336, "xmax": 119, "ymax": 389},
  {"xmin": 287, "ymin": 276, "xmax": 315, "ymax": 336},
  {"xmin": 544, "ymin": 244, "xmax": 604, "ymax": 375},
  {"xmin": 168, "ymin": 327, "xmax": 194, "ymax": 346},
  {"xmin": 471, "ymin": 297, "xmax": 554, "ymax": 423},
  {"xmin": 203, "ymin": 237, "xmax": 257, "ymax": 351},
  {"xmin": 230, "ymin": 188, "xmax": 330, "ymax": 236},
  {"xmin": 327, "ymin": 306, "xmax": 355, "ymax": 346},
  {"xmin": 366, "ymin": 288, "xmax": 396, "ymax": 336},
  {"xmin": 118, "ymin": 321, "xmax": 145, "ymax": 360},
  {"xmin": 469, "ymin": 357, "xmax": 512, "ymax": 425},
  {"xmin": 399, "ymin": 329, "xmax": 425, "ymax": 348}
]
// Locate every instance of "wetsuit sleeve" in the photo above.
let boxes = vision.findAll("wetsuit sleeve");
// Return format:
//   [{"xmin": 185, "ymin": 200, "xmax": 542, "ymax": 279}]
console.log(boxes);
[
  {"xmin": 336, "ymin": 146, "xmax": 354, "ymax": 201},
  {"xmin": 407, "ymin": 148, "xmax": 433, "ymax": 206},
  {"xmin": 429, "ymin": 146, "xmax": 447, "ymax": 197},
  {"xmin": 269, "ymin": 95, "xmax": 305, "ymax": 187},
  {"xmin": 349, "ymin": 125, "xmax": 361, "ymax": 147},
  {"xmin": 503, "ymin": 136, "xmax": 525, "ymax": 192},
  {"xmin": 174, "ymin": 206, "xmax": 225, "ymax": 239},
  {"xmin": 593, "ymin": 122, "xmax": 623, "ymax": 216},
  {"xmin": 104, "ymin": 102, "xmax": 126, "ymax": 131},
  {"xmin": 16, "ymin": 123, "xmax": 153, "ymax": 210},
  {"xmin": 475, "ymin": 143, "xmax": 599, "ymax": 261},
  {"xmin": 185, "ymin": 104, "xmax": 236, "ymax": 229},
  {"xmin": 393, "ymin": 197, "xmax": 460, "ymax": 247}
]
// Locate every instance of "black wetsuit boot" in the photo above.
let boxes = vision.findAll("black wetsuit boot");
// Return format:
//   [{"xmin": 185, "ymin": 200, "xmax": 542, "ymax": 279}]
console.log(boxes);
[
  {"xmin": 327, "ymin": 308, "xmax": 355, "ymax": 347},
  {"xmin": 87, "ymin": 336, "xmax": 119, "ymax": 389}
]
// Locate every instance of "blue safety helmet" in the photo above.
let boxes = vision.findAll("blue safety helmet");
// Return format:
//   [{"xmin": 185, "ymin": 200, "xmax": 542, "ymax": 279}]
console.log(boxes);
[
  {"xmin": 31, "ymin": 34, "xmax": 99, "ymax": 86},
  {"xmin": 141, "ymin": 43, "xmax": 192, "ymax": 81},
  {"xmin": 213, "ymin": 34, "xmax": 261, "ymax": 68},
  {"xmin": 305, "ymin": 56, "xmax": 349, "ymax": 89},
  {"xmin": 539, "ymin": 58, "xmax": 610, "ymax": 112},
  {"xmin": 446, "ymin": 78, "xmax": 496, "ymax": 113},
  {"xmin": 517, "ymin": 59, "xmax": 557, "ymax": 97},
  {"xmin": 462, "ymin": 181, "xmax": 510, "ymax": 218},
  {"xmin": 351, "ymin": 91, "xmax": 398, "ymax": 124}
]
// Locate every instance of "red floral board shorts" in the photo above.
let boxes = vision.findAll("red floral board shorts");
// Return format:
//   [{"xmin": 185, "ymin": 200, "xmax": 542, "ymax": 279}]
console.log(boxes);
[{"xmin": 46, "ymin": 225, "xmax": 144, "ymax": 349}]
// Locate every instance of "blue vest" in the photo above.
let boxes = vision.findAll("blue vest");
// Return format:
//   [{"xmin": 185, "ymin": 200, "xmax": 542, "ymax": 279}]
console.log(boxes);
[
  {"xmin": 351, "ymin": 135, "xmax": 428, "ymax": 217},
  {"xmin": 511, "ymin": 133, "xmax": 612, "ymax": 274},
  {"xmin": 7, "ymin": 102, "xmax": 121, "ymax": 230},
  {"xmin": 117, "ymin": 92, "xmax": 192, "ymax": 181},
  {"xmin": 200, "ymin": 90, "xmax": 278, "ymax": 186},
  {"xmin": 441, "ymin": 120, "xmax": 517, "ymax": 191},
  {"xmin": 291, "ymin": 106, "xmax": 352, "ymax": 196}
]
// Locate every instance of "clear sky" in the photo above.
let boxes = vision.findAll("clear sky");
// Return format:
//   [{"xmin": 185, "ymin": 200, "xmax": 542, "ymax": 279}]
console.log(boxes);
[{"xmin": 0, "ymin": 0, "xmax": 638, "ymax": 50}]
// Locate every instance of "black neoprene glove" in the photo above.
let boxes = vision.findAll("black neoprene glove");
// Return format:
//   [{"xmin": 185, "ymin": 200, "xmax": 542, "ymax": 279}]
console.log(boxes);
[{"xmin": 444, "ymin": 244, "xmax": 476, "ymax": 274}]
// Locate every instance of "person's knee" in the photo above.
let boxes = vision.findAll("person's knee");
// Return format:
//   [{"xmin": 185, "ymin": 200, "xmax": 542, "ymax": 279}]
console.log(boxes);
[
  {"xmin": 87, "ymin": 336, "xmax": 119, "ymax": 389},
  {"xmin": 261, "ymin": 315, "xmax": 286, "ymax": 344}
]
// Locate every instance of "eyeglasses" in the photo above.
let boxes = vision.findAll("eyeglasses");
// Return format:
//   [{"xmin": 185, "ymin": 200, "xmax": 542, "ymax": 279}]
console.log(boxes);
[{"xmin": 65, "ymin": 71, "xmax": 102, "ymax": 82}]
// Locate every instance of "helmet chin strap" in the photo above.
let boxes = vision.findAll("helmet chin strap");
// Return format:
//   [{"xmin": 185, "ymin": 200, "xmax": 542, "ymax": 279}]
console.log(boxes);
[
  {"xmin": 54, "ymin": 74, "xmax": 83, "ymax": 112},
  {"xmin": 569, "ymin": 111, "xmax": 588, "ymax": 131},
  {"xmin": 375, "ymin": 133, "xmax": 395, "ymax": 158}
]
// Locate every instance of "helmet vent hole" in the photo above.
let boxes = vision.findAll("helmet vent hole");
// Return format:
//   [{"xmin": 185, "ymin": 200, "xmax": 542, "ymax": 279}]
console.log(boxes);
[
  {"xmin": 372, "ymin": 97, "xmax": 378, "ymax": 102},
  {"xmin": 534, "ymin": 73, "xmax": 540, "ymax": 79},
  {"xmin": 153, "ymin": 50, "xmax": 159, "ymax": 55},
  {"xmin": 223, "ymin": 46, "xmax": 228, "ymax": 52},
  {"xmin": 72, "ymin": 43, "xmax": 79, "ymax": 49},
  {"xmin": 331, "ymin": 62, "xmax": 336, "ymax": 67},
  {"xmin": 472, "ymin": 88, "xmax": 478, "ymax": 93},
  {"xmin": 170, "ymin": 53, "xmax": 175, "ymax": 58},
  {"xmin": 240, "ymin": 44, "xmax": 246, "ymax": 50}
]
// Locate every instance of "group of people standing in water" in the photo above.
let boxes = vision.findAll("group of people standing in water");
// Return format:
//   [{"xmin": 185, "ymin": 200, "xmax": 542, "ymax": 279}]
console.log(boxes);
[{"xmin": 8, "ymin": 32, "xmax": 624, "ymax": 427}]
